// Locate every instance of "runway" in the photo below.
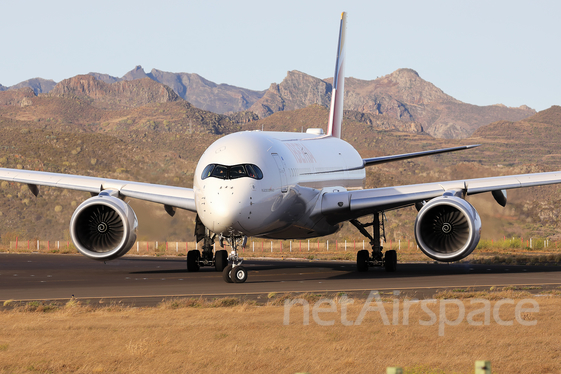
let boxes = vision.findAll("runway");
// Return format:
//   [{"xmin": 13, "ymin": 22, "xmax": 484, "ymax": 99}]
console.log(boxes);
[{"xmin": 2, "ymin": 253, "xmax": 561, "ymax": 305}]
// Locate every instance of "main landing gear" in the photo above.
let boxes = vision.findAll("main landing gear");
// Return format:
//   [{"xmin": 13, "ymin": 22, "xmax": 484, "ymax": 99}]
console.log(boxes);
[
  {"xmin": 351, "ymin": 212, "xmax": 397, "ymax": 273},
  {"xmin": 187, "ymin": 227, "xmax": 230, "ymax": 272},
  {"xmin": 189, "ymin": 219, "xmax": 248, "ymax": 283}
]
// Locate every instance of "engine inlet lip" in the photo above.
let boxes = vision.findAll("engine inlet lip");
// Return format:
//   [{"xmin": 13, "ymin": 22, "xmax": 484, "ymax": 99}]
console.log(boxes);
[
  {"xmin": 414, "ymin": 197, "xmax": 480, "ymax": 262},
  {"xmin": 70, "ymin": 196, "xmax": 131, "ymax": 260}
]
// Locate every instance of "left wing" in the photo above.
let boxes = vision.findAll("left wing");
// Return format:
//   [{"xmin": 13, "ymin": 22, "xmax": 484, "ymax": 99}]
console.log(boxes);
[
  {"xmin": 0, "ymin": 167, "xmax": 196, "ymax": 212},
  {"xmin": 321, "ymin": 170, "xmax": 561, "ymax": 222}
]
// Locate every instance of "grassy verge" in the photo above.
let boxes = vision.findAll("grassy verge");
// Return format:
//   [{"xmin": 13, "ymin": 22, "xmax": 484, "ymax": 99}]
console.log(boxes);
[{"xmin": 0, "ymin": 291, "xmax": 560, "ymax": 373}]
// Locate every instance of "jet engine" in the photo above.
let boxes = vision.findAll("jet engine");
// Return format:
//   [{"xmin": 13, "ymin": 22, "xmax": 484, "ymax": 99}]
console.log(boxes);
[
  {"xmin": 414, "ymin": 196, "xmax": 481, "ymax": 262},
  {"xmin": 70, "ymin": 191, "xmax": 138, "ymax": 261}
]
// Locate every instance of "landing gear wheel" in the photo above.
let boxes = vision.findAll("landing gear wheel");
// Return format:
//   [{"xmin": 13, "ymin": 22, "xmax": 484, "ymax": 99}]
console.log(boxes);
[
  {"xmin": 231, "ymin": 265, "xmax": 248, "ymax": 283},
  {"xmin": 357, "ymin": 250, "xmax": 369, "ymax": 272},
  {"xmin": 222, "ymin": 264, "xmax": 233, "ymax": 283},
  {"xmin": 384, "ymin": 250, "xmax": 397, "ymax": 272},
  {"xmin": 187, "ymin": 250, "xmax": 200, "ymax": 272},
  {"xmin": 215, "ymin": 250, "xmax": 228, "ymax": 272}
]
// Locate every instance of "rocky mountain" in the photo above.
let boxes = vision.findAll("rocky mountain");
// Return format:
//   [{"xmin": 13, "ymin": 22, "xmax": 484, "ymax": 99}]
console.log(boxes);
[
  {"xmin": 3, "ymin": 66, "xmax": 538, "ymax": 139},
  {"xmin": 89, "ymin": 66, "xmax": 266, "ymax": 114},
  {"xmin": 8, "ymin": 78, "xmax": 57, "ymax": 95},
  {"xmin": 249, "ymin": 70, "xmax": 332, "ymax": 118},
  {"xmin": 0, "ymin": 84, "xmax": 7, "ymax": 91},
  {"xmin": 88, "ymin": 72, "xmax": 122, "ymax": 84},
  {"xmin": 48, "ymin": 75, "xmax": 181, "ymax": 110},
  {"xmin": 0, "ymin": 87, "xmax": 35, "ymax": 107},
  {"xmin": 251, "ymin": 68, "xmax": 535, "ymax": 139}
]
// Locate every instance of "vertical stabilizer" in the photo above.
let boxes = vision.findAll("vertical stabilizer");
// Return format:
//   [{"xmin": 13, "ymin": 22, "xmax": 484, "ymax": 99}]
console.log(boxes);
[{"xmin": 327, "ymin": 12, "xmax": 347, "ymax": 139}]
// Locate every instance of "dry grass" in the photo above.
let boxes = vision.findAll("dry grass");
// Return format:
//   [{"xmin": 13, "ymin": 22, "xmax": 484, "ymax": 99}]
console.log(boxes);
[{"xmin": 0, "ymin": 294, "xmax": 560, "ymax": 373}]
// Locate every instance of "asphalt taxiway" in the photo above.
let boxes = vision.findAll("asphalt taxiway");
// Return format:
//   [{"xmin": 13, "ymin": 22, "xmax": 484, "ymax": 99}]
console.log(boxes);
[{"xmin": 2, "ymin": 253, "xmax": 561, "ymax": 305}]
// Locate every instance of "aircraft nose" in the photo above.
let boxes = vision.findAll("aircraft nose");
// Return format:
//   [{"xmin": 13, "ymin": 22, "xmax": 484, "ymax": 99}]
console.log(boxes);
[{"xmin": 199, "ymin": 183, "xmax": 251, "ymax": 234}]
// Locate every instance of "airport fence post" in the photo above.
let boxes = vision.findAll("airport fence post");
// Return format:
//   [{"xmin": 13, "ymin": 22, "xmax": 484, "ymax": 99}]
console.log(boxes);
[
  {"xmin": 345, "ymin": 240, "xmax": 347, "ymax": 251},
  {"xmin": 308, "ymin": 240, "xmax": 309, "ymax": 251},
  {"xmin": 290, "ymin": 241, "xmax": 292, "ymax": 252},
  {"xmin": 271, "ymin": 241, "xmax": 273, "ymax": 252},
  {"xmin": 253, "ymin": 241, "xmax": 254, "ymax": 252},
  {"xmin": 37, "ymin": 240, "xmax": 39, "ymax": 251},
  {"xmin": 176, "ymin": 242, "xmax": 178, "ymax": 253},
  {"xmin": 475, "ymin": 360, "xmax": 491, "ymax": 374},
  {"xmin": 386, "ymin": 368, "xmax": 403, "ymax": 374},
  {"xmin": 137, "ymin": 242, "xmax": 139, "ymax": 253},
  {"xmin": 327, "ymin": 240, "xmax": 329, "ymax": 251}
]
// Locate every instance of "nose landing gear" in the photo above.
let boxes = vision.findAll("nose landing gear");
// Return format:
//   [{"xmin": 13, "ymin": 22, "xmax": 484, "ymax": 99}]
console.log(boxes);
[
  {"xmin": 351, "ymin": 212, "xmax": 397, "ymax": 273},
  {"xmin": 221, "ymin": 235, "xmax": 248, "ymax": 283}
]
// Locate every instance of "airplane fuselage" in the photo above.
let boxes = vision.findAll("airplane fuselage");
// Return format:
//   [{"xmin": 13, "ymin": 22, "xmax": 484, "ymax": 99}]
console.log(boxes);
[{"xmin": 194, "ymin": 130, "xmax": 366, "ymax": 239}]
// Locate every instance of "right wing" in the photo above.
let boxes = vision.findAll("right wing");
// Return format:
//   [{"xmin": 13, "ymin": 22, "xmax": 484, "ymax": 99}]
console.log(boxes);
[
  {"xmin": 321, "ymin": 170, "xmax": 561, "ymax": 222},
  {"xmin": 0, "ymin": 167, "xmax": 196, "ymax": 212}
]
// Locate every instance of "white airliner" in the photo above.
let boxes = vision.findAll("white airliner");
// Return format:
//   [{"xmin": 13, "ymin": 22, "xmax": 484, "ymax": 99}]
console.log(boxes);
[{"xmin": 2, "ymin": 13, "xmax": 561, "ymax": 283}]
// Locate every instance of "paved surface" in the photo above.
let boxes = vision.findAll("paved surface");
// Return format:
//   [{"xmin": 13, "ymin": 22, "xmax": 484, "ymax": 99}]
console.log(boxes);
[{"xmin": 1, "ymin": 253, "xmax": 561, "ymax": 305}]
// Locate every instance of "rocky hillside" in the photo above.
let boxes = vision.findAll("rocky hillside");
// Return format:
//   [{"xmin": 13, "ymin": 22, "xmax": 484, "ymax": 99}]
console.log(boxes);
[
  {"xmin": 48, "ymin": 75, "xmax": 181, "ymax": 110},
  {"xmin": 8, "ymin": 78, "xmax": 57, "ymax": 95},
  {"xmin": 3, "ymin": 66, "xmax": 537, "ymax": 139},
  {"xmin": 0, "ymin": 80, "xmax": 560, "ymax": 243},
  {"xmin": 252, "ymin": 69, "xmax": 535, "ymax": 139},
  {"xmin": 90, "ymin": 66, "xmax": 266, "ymax": 114}
]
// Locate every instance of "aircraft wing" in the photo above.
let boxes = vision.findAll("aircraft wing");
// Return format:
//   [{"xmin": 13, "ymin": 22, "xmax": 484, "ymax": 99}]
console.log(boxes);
[
  {"xmin": 321, "ymin": 170, "xmax": 561, "ymax": 222},
  {"xmin": 0, "ymin": 167, "xmax": 196, "ymax": 212}
]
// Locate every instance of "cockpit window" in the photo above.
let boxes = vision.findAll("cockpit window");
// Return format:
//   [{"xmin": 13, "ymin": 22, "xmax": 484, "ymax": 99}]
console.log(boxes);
[
  {"xmin": 245, "ymin": 164, "xmax": 263, "ymax": 179},
  {"xmin": 202, "ymin": 164, "xmax": 215, "ymax": 179},
  {"xmin": 201, "ymin": 164, "xmax": 263, "ymax": 180},
  {"xmin": 211, "ymin": 164, "xmax": 228, "ymax": 179},
  {"xmin": 229, "ymin": 165, "xmax": 247, "ymax": 179}
]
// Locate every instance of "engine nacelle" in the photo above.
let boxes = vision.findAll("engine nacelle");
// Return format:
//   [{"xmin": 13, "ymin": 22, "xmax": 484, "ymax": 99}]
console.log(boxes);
[
  {"xmin": 414, "ymin": 196, "xmax": 481, "ymax": 262},
  {"xmin": 70, "ymin": 191, "xmax": 138, "ymax": 261}
]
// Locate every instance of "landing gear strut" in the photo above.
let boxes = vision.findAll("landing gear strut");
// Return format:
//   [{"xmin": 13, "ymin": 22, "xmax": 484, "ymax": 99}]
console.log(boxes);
[
  {"xmin": 189, "ymin": 217, "xmax": 229, "ymax": 272},
  {"xmin": 220, "ymin": 235, "xmax": 248, "ymax": 283},
  {"xmin": 351, "ymin": 212, "xmax": 397, "ymax": 272}
]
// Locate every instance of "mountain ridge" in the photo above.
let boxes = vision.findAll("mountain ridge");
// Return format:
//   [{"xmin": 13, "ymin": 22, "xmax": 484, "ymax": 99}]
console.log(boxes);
[{"xmin": 1, "ymin": 66, "xmax": 539, "ymax": 138}]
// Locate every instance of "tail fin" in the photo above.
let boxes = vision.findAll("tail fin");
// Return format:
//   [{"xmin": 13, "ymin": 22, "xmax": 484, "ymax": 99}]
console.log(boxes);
[{"xmin": 327, "ymin": 12, "xmax": 347, "ymax": 139}]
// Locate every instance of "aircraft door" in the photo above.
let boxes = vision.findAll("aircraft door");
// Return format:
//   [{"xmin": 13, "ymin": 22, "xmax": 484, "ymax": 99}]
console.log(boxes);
[{"xmin": 271, "ymin": 153, "xmax": 288, "ymax": 193}]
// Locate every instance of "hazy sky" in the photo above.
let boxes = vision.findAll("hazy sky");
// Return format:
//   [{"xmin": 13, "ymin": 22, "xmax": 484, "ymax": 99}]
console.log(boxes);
[{"xmin": 1, "ymin": 0, "xmax": 559, "ymax": 111}]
